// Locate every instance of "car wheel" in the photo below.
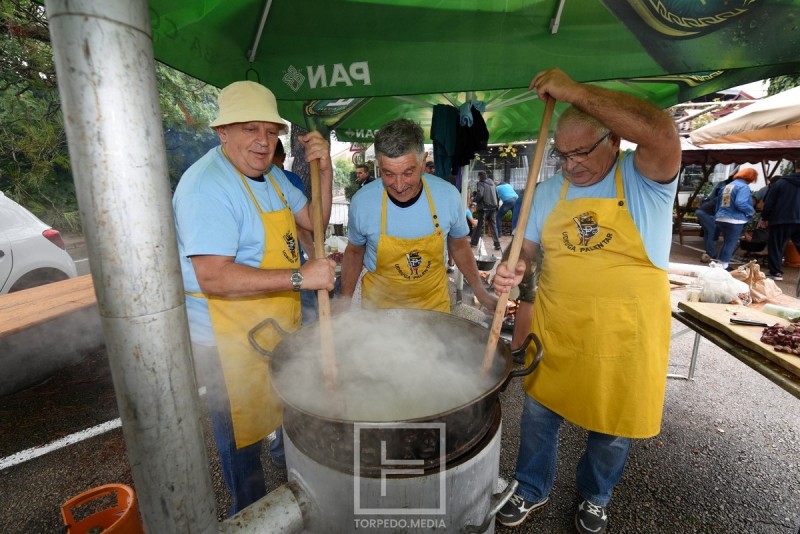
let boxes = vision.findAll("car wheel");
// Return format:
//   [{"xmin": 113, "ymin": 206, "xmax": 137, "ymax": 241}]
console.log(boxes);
[{"xmin": 7, "ymin": 268, "xmax": 71, "ymax": 293}]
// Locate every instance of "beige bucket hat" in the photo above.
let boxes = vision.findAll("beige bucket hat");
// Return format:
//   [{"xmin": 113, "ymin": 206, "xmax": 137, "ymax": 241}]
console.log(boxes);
[{"xmin": 209, "ymin": 81, "xmax": 288, "ymax": 131}]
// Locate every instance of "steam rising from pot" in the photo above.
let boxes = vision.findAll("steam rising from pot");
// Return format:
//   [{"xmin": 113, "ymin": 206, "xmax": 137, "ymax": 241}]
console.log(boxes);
[{"xmin": 269, "ymin": 309, "xmax": 506, "ymax": 421}]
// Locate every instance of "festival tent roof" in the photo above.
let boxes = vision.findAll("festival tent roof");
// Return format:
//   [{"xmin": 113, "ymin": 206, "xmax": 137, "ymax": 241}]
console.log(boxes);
[
  {"xmin": 681, "ymin": 137, "xmax": 800, "ymax": 166},
  {"xmin": 148, "ymin": 0, "xmax": 800, "ymax": 142},
  {"xmin": 690, "ymin": 86, "xmax": 800, "ymax": 145}
]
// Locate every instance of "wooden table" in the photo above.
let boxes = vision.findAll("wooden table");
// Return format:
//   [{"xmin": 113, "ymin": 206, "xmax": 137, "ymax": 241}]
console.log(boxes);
[
  {"xmin": 670, "ymin": 286, "xmax": 800, "ymax": 400},
  {"xmin": 0, "ymin": 274, "xmax": 96, "ymax": 338}
]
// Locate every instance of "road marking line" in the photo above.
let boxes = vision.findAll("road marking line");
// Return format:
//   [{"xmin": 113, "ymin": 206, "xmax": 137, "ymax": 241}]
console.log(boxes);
[
  {"xmin": 0, "ymin": 418, "xmax": 121, "ymax": 471},
  {"xmin": 0, "ymin": 388, "xmax": 206, "ymax": 471}
]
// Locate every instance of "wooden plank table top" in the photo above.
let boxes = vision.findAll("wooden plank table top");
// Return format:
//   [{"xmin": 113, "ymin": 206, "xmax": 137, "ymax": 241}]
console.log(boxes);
[
  {"xmin": 0, "ymin": 274, "xmax": 96, "ymax": 338},
  {"xmin": 677, "ymin": 300, "xmax": 800, "ymax": 379}
]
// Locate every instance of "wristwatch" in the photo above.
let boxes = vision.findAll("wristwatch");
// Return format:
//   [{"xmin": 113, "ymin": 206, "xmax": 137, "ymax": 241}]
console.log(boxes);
[{"xmin": 290, "ymin": 269, "xmax": 303, "ymax": 292}]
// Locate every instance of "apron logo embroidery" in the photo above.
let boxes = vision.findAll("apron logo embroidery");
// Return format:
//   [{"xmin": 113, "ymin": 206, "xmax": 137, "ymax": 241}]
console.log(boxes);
[
  {"xmin": 394, "ymin": 250, "xmax": 432, "ymax": 280},
  {"xmin": 282, "ymin": 230, "xmax": 299, "ymax": 263},
  {"xmin": 561, "ymin": 211, "xmax": 614, "ymax": 253}
]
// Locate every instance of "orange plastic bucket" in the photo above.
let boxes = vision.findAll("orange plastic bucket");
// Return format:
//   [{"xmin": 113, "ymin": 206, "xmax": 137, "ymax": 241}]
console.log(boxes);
[
  {"xmin": 785, "ymin": 241, "xmax": 800, "ymax": 268},
  {"xmin": 61, "ymin": 484, "xmax": 143, "ymax": 534}
]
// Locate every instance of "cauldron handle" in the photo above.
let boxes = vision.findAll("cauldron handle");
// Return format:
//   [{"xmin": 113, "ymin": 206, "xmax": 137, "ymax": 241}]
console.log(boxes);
[
  {"xmin": 498, "ymin": 333, "xmax": 543, "ymax": 392},
  {"xmin": 461, "ymin": 479, "xmax": 519, "ymax": 533},
  {"xmin": 247, "ymin": 318, "xmax": 290, "ymax": 359}
]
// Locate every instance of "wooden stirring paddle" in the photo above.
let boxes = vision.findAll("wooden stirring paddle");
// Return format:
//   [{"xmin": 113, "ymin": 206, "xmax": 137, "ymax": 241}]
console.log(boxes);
[
  {"xmin": 310, "ymin": 159, "xmax": 339, "ymax": 393},
  {"xmin": 481, "ymin": 98, "xmax": 555, "ymax": 375}
]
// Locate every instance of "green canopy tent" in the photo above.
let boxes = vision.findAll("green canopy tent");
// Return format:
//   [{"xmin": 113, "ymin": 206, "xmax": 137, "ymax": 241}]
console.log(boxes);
[{"xmin": 148, "ymin": 0, "xmax": 800, "ymax": 142}]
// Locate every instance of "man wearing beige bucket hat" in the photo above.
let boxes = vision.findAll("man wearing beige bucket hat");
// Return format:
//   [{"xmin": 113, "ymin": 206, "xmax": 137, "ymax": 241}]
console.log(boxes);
[{"xmin": 173, "ymin": 80, "xmax": 336, "ymax": 515}]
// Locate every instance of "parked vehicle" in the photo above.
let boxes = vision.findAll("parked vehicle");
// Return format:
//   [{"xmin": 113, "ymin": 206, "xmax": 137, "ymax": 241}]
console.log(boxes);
[{"xmin": 0, "ymin": 192, "xmax": 77, "ymax": 294}]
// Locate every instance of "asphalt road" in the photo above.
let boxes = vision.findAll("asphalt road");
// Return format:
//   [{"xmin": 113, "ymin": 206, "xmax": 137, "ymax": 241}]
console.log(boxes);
[{"xmin": 1, "ymin": 235, "xmax": 799, "ymax": 533}]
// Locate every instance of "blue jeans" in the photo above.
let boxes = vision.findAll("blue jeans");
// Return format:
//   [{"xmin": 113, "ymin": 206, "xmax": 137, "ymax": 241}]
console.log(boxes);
[
  {"xmin": 695, "ymin": 208, "xmax": 719, "ymax": 257},
  {"xmin": 497, "ymin": 198, "xmax": 516, "ymax": 230},
  {"xmin": 195, "ymin": 343, "xmax": 267, "ymax": 516},
  {"xmin": 514, "ymin": 395, "xmax": 632, "ymax": 506},
  {"xmin": 471, "ymin": 208, "xmax": 500, "ymax": 247},
  {"xmin": 269, "ymin": 427, "xmax": 286, "ymax": 468},
  {"xmin": 715, "ymin": 221, "xmax": 747, "ymax": 264},
  {"xmin": 300, "ymin": 289, "xmax": 318, "ymax": 325}
]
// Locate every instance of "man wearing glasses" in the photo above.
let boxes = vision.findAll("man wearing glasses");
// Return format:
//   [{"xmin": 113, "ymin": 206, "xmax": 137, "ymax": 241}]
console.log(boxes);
[{"xmin": 493, "ymin": 68, "xmax": 680, "ymax": 533}]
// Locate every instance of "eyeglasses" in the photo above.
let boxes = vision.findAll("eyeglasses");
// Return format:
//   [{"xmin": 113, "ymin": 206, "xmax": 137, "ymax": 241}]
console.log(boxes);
[{"xmin": 550, "ymin": 132, "xmax": 610, "ymax": 163}]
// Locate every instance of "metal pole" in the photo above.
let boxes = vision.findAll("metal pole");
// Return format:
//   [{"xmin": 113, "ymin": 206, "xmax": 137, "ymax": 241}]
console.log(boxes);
[
  {"xmin": 456, "ymin": 163, "xmax": 471, "ymax": 300},
  {"xmin": 45, "ymin": 1, "xmax": 217, "ymax": 531}
]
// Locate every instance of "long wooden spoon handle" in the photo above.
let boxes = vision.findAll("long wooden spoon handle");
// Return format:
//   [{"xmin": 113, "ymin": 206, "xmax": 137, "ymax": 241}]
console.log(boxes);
[
  {"xmin": 481, "ymin": 98, "xmax": 556, "ymax": 374},
  {"xmin": 310, "ymin": 159, "xmax": 338, "ymax": 391}
]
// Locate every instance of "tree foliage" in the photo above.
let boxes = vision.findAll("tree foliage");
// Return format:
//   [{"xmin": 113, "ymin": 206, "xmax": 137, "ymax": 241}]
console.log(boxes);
[
  {"xmin": 0, "ymin": 0, "xmax": 219, "ymax": 230},
  {"xmin": 333, "ymin": 159, "xmax": 352, "ymax": 190},
  {"xmin": 767, "ymin": 74, "xmax": 800, "ymax": 96},
  {"xmin": 0, "ymin": 0, "xmax": 77, "ymax": 228}
]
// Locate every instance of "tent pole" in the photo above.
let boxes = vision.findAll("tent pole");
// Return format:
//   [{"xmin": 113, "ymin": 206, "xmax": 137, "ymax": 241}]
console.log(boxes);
[
  {"xmin": 248, "ymin": 0, "xmax": 274, "ymax": 63},
  {"xmin": 45, "ymin": 1, "xmax": 217, "ymax": 531},
  {"xmin": 456, "ymin": 163, "xmax": 471, "ymax": 302}
]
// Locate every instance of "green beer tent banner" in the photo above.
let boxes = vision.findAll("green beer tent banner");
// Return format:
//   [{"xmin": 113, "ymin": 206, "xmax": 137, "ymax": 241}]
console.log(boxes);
[{"xmin": 149, "ymin": 0, "xmax": 800, "ymax": 143}]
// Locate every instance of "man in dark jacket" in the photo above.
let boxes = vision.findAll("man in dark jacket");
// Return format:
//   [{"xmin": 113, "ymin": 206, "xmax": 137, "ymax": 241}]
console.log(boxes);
[
  {"xmin": 759, "ymin": 171, "xmax": 800, "ymax": 280},
  {"xmin": 470, "ymin": 171, "xmax": 502, "ymax": 250},
  {"xmin": 355, "ymin": 164, "xmax": 375, "ymax": 188}
]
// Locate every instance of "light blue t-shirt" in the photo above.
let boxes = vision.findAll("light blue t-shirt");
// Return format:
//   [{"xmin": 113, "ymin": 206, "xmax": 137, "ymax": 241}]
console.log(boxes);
[
  {"xmin": 348, "ymin": 174, "xmax": 469, "ymax": 271},
  {"xmin": 173, "ymin": 146, "xmax": 308, "ymax": 345},
  {"xmin": 523, "ymin": 151, "xmax": 677, "ymax": 269},
  {"xmin": 497, "ymin": 182, "xmax": 519, "ymax": 203}
]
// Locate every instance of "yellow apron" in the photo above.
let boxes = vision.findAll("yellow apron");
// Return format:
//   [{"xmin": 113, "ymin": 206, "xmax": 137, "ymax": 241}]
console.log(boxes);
[
  {"xmin": 192, "ymin": 170, "xmax": 300, "ymax": 449},
  {"xmin": 361, "ymin": 177, "xmax": 450, "ymax": 312},
  {"xmin": 525, "ymin": 157, "xmax": 671, "ymax": 438}
]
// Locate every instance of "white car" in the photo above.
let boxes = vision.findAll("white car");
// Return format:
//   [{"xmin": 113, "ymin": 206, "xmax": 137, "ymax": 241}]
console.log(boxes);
[{"xmin": 0, "ymin": 191, "xmax": 77, "ymax": 294}]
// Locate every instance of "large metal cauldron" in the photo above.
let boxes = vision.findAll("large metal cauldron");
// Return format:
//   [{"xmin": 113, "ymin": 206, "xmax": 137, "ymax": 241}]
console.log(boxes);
[{"xmin": 250, "ymin": 308, "xmax": 542, "ymax": 475}]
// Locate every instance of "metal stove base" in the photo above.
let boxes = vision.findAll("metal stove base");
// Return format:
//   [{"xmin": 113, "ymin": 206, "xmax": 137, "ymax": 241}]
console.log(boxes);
[{"xmin": 284, "ymin": 416, "xmax": 502, "ymax": 533}]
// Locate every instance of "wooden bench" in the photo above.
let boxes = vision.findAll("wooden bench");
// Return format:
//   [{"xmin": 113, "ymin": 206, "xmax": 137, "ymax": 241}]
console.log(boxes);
[
  {"xmin": 0, "ymin": 274, "xmax": 103, "ymax": 396},
  {"xmin": 0, "ymin": 274, "xmax": 96, "ymax": 338}
]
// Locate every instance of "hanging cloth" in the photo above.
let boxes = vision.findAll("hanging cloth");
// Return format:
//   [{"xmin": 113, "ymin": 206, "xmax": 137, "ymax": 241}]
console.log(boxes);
[
  {"xmin": 453, "ymin": 105, "xmax": 489, "ymax": 170},
  {"xmin": 431, "ymin": 104, "xmax": 459, "ymax": 180}
]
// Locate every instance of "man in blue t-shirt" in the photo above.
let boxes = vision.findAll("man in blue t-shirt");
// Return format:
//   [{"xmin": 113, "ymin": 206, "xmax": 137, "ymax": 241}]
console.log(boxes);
[
  {"xmin": 496, "ymin": 181, "xmax": 519, "ymax": 232},
  {"xmin": 492, "ymin": 68, "xmax": 680, "ymax": 533},
  {"xmin": 173, "ymin": 81, "xmax": 336, "ymax": 516},
  {"xmin": 339, "ymin": 119, "xmax": 497, "ymax": 312}
]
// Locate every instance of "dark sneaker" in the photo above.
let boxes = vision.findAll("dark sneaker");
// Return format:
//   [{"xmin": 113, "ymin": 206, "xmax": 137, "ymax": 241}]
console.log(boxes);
[
  {"xmin": 575, "ymin": 499, "xmax": 608, "ymax": 534},
  {"xmin": 494, "ymin": 244, "xmax": 502, "ymax": 250},
  {"xmin": 700, "ymin": 253, "xmax": 713, "ymax": 263},
  {"xmin": 496, "ymin": 493, "xmax": 548, "ymax": 527},
  {"xmin": 768, "ymin": 272, "xmax": 784, "ymax": 281}
]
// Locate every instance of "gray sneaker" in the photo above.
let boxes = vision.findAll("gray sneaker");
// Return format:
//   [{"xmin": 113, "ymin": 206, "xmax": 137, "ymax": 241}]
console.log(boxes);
[
  {"xmin": 496, "ymin": 493, "xmax": 548, "ymax": 527},
  {"xmin": 575, "ymin": 499, "xmax": 608, "ymax": 534}
]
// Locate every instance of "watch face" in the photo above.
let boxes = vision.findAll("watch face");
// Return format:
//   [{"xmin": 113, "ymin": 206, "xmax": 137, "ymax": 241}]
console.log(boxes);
[{"xmin": 291, "ymin": 270, "xmax": 303, "ymax": 290}]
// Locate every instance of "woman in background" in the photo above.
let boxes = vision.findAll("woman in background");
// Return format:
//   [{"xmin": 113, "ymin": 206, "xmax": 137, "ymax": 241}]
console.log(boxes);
[{"xmin": 714, "ymin": 168, "xmax": 757, "ymax": 270}]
